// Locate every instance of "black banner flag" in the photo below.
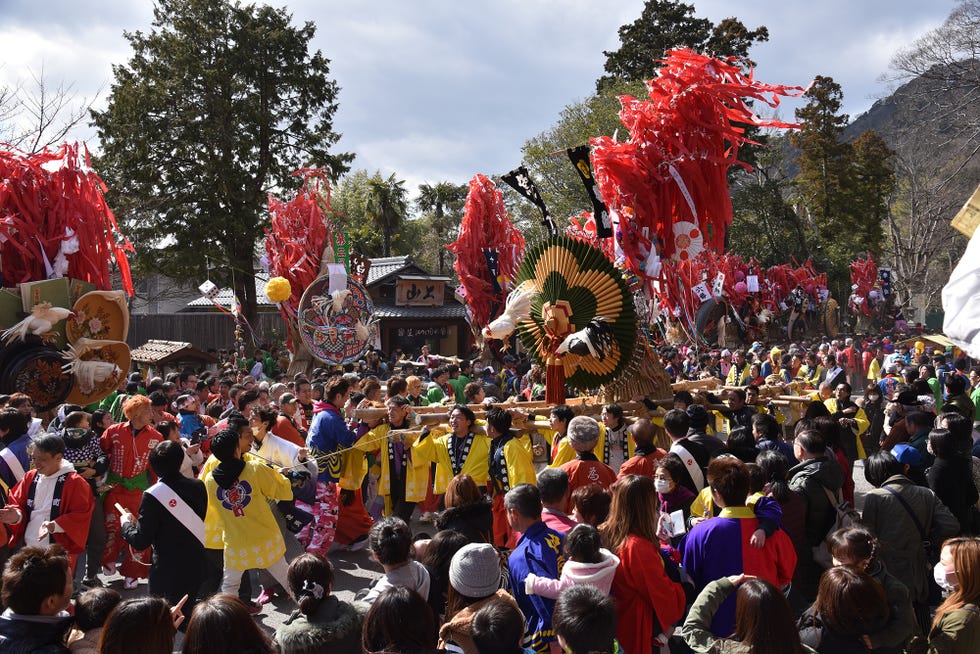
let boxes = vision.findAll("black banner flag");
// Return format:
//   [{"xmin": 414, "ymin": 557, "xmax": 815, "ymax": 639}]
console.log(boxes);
[{"xmin": 567, "ymin": 145, "xmax": 612, "ymax": 238}]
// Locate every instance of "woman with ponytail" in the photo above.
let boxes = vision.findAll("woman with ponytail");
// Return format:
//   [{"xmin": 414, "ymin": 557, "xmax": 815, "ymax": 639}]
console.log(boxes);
[{"xmin": 274, "ymin": 553, "xmax": 364, "ymax": 654}]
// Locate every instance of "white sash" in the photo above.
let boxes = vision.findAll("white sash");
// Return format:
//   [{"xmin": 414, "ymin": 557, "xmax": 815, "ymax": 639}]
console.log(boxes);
[
  {"xmin": 0, "ymin": 448, "xmax": 25, "ymax": 483},
  {"xmin": 670, "ymin": 443, "xmax": 705, "ymax": 491},
  {"xmin": 145, "ymin": 481, "xmax": 205, "ymax": 546}
]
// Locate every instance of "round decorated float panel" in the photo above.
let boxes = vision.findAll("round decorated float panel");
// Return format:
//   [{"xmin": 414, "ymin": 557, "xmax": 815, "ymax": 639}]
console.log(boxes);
[{"xmin": 297, "ymin": 275, "xmax": 377, "ymax": 365}]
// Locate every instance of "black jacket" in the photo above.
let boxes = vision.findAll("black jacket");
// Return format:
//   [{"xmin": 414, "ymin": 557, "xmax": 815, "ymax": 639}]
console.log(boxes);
[
  {"xmin": 0, "ymin": 611, "xmax": 72, "ymax": 654},
  {"xmin": 121, "ymin": 474, "xmax": 208, "ymax": 605},
  {"xmin": 927, "ymin": 456, "xmax": 979, "ymax": 534}
]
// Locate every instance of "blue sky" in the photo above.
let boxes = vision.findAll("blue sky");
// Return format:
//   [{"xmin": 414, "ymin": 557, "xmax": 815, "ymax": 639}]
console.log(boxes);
[{"xmin": 0, "ymin": 1, "xmax": 956, "ymax": 195}]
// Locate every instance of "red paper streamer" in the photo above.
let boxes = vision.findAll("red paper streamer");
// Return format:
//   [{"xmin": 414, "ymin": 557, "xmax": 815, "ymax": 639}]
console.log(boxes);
[
  {"xmin": 0, "ymin": 142, "xmax": 135, "ymax": 295},
  {"xmin": 849, "ymin": 253, "xmax": 878, "ymax": 316},
  {"xmin": 263, "ymin": 168, "xmax": 334, "ymax": 315},
  {"xmin": 591, "ymin": 48, "xmax": 806, "ymax": 283},
  {"xmin": 447, "ymin": 174, "xmax": 525, "ymax": 330}
]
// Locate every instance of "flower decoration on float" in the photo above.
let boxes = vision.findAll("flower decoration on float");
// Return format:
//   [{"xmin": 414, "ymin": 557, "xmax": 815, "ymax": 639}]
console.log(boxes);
[{"xmin": 265, "ymin": 277, "xmax": 292, "ymax": 304}]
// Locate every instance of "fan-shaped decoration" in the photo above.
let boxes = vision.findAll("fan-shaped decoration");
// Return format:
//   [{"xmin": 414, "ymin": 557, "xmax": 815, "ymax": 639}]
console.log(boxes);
[
  {"xmin": 672, "ymin": 221, "xmax": 704, "ymax": 261},
  {"xmin": 515, "ymin": 235, "xmax": 636, "ymax": 403},
  {"xmin": 62, "ymin": 338, "xmax": 131, "ymax": 406},
  {"xmin": 598, "ymin": 329, "xmax": 672, "ymax": 403},
  {"xmin": 297, "ymin": 275, "xmax": 377, "ymax": 365}
]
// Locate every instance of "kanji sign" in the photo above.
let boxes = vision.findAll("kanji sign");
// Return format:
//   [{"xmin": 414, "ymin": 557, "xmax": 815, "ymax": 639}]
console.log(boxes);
[
  {"xmin": 396, "ymin": 279, "xmax": 445, "ymax": 306},
  {"xmin": 396, "ymin": 325, "xmax": 449, "ymax": 339}
]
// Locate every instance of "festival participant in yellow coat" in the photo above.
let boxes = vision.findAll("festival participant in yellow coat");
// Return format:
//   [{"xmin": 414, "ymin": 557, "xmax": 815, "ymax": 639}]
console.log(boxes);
[
  {"xmin": 485, "ymin": 407, "xmax": 535, "ymax": 548},
  {"xmin": 198, "ymin": 413, "xmax": 257, "ymax": 602},
  {"xmin": 354, "ymin": 396, "xmax": 428, "ymax": 522},
  {"xmin": 412, "ymin": 404, "xmax": 491, "ymax": 495},
  {"xmin": 203, "ymin": 428, "xmax": 295, "ymax": 598},
  {"xmin": 824, "ymin": 382, "xmax": 871, "ymax": 463}
]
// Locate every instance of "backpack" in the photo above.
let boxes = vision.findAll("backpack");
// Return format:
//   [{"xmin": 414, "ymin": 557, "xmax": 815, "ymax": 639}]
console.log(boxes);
[{"xmin": 812, "ymin": 485, "xmax": 862, "ymax": 569}]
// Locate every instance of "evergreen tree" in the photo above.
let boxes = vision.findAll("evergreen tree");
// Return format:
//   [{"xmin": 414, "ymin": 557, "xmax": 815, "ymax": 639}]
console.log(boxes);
[
  {"xmin": 598, "ymin": 1, "xmax": 767, "ymax": 90},
  {"xmin": 92, "ymin": 0, "xmax": 352, "ymax": 322},
  {"xmin": 791, "ymin": 75, "xmax": 852, "ymax": 237},
  {"xmin": 790, "ymin": 77, "xmax": 895, "ymax": 299}
]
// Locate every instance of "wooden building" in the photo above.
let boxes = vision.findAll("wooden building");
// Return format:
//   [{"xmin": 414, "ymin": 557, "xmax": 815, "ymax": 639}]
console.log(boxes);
[{"xmin": 365, "ymin": 256, "xmax": 470, "ymax": 356}]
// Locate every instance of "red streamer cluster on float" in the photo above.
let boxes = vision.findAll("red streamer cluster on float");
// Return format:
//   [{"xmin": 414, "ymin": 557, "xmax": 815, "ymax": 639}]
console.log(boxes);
[
  {"xmin": 657, "ymin": 252, "xmax": 827, "ymax": 318},
  {"xmin": 591, "ymin": 48, "xmax": 806, "ymax": 282},
  {"xmin": 849, "ymin": 254, "xmax": 879, "ymax": 316},
  {"xmin": 447, "ymin": 174, "xmax": 525, "ymax": 330},
  {"xmin": 0, "ymin": 142, "xmax": 134, "ymax": 295},
  {"xmin": 264, "ymin": 168, "xmax": 334, "ymax": 315}
]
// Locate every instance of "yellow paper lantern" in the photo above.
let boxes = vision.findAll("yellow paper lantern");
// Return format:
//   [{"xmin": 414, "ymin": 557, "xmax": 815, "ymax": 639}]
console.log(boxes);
[{"xmin": 264, "ymin": 276, "xmax": 292, "ymax": 303}]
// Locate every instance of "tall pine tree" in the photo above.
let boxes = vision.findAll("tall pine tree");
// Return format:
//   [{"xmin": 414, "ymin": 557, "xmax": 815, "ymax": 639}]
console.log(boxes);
[{"xmin": 93, "ymin": 0, "xmax": 353, "ymax": 323}]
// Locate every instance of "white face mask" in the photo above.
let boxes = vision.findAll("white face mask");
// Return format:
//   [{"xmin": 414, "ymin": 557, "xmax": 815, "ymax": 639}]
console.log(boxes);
[
  {"xmin": 250, "ymin": 426, "xmax": 263, "ymax": 437},
  {"xmin": 654, "ymin": 479, "xmax": 671, "ymax": 494},
  {"xmin": 934, "ymin": 562, "xmax": 957, "ymax": 592}
]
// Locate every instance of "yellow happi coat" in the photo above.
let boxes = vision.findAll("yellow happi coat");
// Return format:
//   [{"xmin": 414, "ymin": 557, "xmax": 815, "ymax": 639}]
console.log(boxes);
[
  {"xmin": 412, "ymin": 425, "xmax": 491, "ymax": 493},
  {"xmin": 355, "ymin": 422, "xmax": 429, "ymax": 503},
  {"xmin": 199, "ymin": 452, "xmax": 258, "ymax": 550},
  {"xmin": 203, "ymin": 459, "xmax": 292, "ymax": 570},
  {"xmin": 491, "ymin": 433, "xmax": 537, "ymax": 493}
]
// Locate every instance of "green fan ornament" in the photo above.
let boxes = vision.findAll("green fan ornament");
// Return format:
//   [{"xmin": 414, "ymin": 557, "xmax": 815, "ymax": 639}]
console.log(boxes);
[{"xmin": 515, "ymin": 235, "xmax": 637, "ymax": 403}]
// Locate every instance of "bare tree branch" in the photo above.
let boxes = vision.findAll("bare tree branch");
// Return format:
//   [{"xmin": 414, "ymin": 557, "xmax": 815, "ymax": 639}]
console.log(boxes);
[{"xmin": 0, "ymin": 63, "xmax": 101, "ymax": 152}]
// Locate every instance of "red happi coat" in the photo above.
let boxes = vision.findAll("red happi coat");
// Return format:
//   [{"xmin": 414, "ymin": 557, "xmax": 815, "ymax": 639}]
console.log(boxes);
[
  {"xmin": 100, "ymin": 422, "xmax": 163, "ymax": 481},
  {"xmin": 4, "ymin": 468, "xmax": 94, "ymax": 553},
  {"xmin": 100, "ymin": 422, "xmax": 162, "ymax": 579}
]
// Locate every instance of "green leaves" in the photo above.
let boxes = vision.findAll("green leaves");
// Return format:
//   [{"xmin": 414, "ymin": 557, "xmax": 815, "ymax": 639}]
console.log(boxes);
[{"xmin": 93, "ymin": 0, "xmax": 353, "ymax": 321}]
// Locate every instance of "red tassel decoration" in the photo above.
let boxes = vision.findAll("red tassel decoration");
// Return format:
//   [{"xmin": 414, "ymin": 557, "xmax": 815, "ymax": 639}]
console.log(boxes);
[{"xmin": 545, "ymin": 355, "xmax": 566, "ymax": 405}]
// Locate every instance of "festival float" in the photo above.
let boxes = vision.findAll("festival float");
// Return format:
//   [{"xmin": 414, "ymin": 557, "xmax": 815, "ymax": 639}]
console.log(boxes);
[
  {"xmin": 0, "ymin": 143, "xmax": 134, "ymax": 411},
  {"xmin": 450, "ymin": 48, "xmax": 812, "ymax": 405},
  {"xmin": 262, "ymin": 168, "xmax": 377, "ymax": 377}
]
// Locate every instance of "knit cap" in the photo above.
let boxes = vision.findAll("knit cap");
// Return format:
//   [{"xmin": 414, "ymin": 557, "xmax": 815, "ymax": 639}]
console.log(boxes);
[{"xmin": 449, "ymin": 543, "xmax": 502, "ymax": 598}]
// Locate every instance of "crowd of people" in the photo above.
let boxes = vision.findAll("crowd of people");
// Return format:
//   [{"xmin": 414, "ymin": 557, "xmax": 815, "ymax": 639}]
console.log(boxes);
[{"xmin": 0, "ymin": 334, "xmax": 980, "ymax": 654}]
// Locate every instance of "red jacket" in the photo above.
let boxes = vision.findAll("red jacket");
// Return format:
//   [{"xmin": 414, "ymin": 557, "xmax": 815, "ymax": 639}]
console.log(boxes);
[
  {"xmin": 4, "ymin": 467, "xmax": 93, "ymax": 554},
  {"xmin": 618, "ymin": 448, "xmax": 667, "ymax": 479},
  {"xmin": 611, "ymin": 535, "xmax": 686, "ymax": 654},
  {"xmin": 560, "ymin": 456, "xmax": 617, "ymax": 494}
]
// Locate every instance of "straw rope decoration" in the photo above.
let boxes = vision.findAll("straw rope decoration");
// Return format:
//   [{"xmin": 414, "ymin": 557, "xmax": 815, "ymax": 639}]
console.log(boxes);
[{"xmin": 515, "ymin": 235, "xmax": 637, "ymax": 394}]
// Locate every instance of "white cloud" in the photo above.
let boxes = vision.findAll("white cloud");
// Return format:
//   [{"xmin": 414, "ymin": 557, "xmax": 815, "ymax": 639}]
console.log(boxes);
[{"xmin": 0, "ymin": 0, "xmax": 956, "ymax": 190}]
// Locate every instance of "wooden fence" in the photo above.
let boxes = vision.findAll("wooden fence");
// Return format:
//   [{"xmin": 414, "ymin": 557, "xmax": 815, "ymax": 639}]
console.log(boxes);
[{"xmin": 126, "ymin": 312, "xmax": 287, "ymax": 351}]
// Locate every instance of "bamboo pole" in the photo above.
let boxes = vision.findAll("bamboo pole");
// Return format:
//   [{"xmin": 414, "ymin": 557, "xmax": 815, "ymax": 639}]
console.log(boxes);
[{"xmin": 671, "ymin": 378, "xmax": 721, "ymax": 391}]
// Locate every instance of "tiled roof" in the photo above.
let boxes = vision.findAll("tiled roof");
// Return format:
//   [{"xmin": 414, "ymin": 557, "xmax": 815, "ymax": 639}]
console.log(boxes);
[
  {"xmin": 372, "ymin": 297, "xmax": 468, "ymax": 320},
  {"xmin": 131, "ymin": 339, "xmax": 217, "ymax": 364},
  {"xmin": 366, "ymin": 256, "xmax": 432, "ymax": 287},
  {"xmin": 185, "ymin": 273, "xmax": 273, "ymax": 308}
]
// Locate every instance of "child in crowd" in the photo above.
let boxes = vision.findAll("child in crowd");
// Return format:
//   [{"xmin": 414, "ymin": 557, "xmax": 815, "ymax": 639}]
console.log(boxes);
[
  {"xmin": 359, "ymin": 517, "xmax": 431, "ymax": 605},
  {"xmin": 275, "ymin": 553, "xmax": 363, "ymax": 654},
  {"xmin": 524, "ymin": 524, "xmax": 619, "ymax": 598},
  {"xmin": 552, "ymin": 585, "xmax": 619, "ymax": 654},
  {"xmin": 69, "ymin": 588, "xmax": 122, "ymax": 654},
  {"xmin": 156, "ymin": 419, "xmax": 204, "ymax": 478},
  {"xmin": 470, "ymin": 598, "xmax": 533, "ymax": 654},
  {"xmin": 60, "ymin": 410, "xmax": 109, "ymax": 586}
]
